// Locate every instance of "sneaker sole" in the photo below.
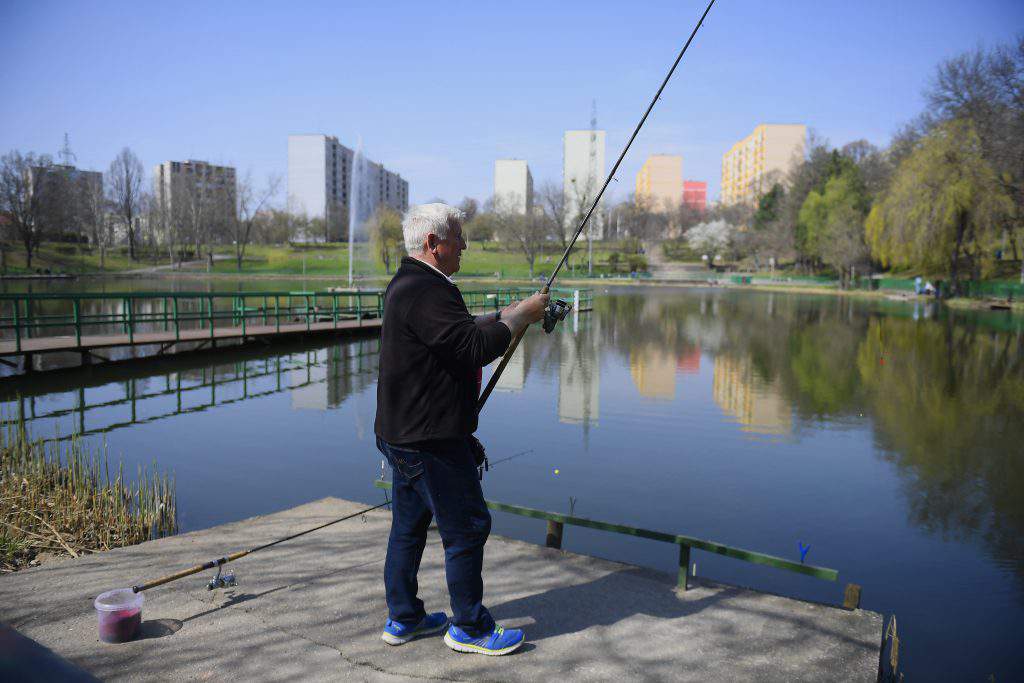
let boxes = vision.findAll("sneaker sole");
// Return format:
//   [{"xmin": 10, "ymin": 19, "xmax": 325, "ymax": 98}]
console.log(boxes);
[
  {"xmin": 381, "ymin": 621, "xmax": 448, "ymax": 646},
  {"xmin": 443, "ymin": 631, "xmax": 524, "ymax": 656}
]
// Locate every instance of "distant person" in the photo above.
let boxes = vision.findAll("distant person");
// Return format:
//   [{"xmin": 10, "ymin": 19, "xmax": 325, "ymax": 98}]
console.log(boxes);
[
  {"xmin": 923, "ymin": 281, "xmax": 935, "ymax": 296},
  {"xmin": 374, "ymin": 203, "xmax": 548, "ymax": 656},
  {"xmin": 914, "ymin": 276, "xmax": 923, "ymax": 295}
]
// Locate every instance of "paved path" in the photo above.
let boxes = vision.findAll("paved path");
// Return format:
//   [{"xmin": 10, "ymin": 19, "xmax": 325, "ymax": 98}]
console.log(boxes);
[{"xmin": 0, "ymin": 497, "xmax": 883, "ymax": 682}]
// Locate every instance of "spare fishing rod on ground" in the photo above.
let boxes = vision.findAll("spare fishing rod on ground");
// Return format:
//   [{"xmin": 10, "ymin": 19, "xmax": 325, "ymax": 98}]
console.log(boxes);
[
  {"xmin": 477, "ymin": 0, "xmax": 717, "ymax": 412},
  {"xmin": 94, "ymin": 499, "xmax": 393, "ymax": 642}
]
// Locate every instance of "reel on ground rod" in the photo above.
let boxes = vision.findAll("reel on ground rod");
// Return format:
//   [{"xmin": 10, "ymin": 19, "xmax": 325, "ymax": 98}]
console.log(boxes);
[{"xmin": 207, "ymin": 563, "xmax": 237, "ymax": 590}]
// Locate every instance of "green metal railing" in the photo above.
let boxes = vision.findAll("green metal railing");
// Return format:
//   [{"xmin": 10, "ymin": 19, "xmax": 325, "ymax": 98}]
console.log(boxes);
[
  {"xmin": 0, "ymin": 287, "xmax": 595, "ymax": 354},
  {"xmin": 373, "ymin": 480, "xmax": 837, "ymax": 590},
  {"xmin": 462, "ymin": 287, "xmax": 594, "ymax": 312},
  {"xmin": 0, "ymin": 290, "xmax": 384, "ymax": 353}
]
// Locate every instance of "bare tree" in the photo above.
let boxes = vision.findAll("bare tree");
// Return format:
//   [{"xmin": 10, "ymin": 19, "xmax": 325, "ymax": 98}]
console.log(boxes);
[
  {"xmin": 0, "ymin": 151, "xmax": 53, "ymax": 267},
  {"xmin": 108, "ymin": 147, "xmax": 145, "ymax": 260},
  {"xmin": 233, "ymin": 173, "xmax": 280, "ymax": 270},
  {"xmin": 494, "ymin": 196, "xmax": 546, "ymax": 278},
  {"xmin": 537, "ymin": 181, "xmax": 570, "ymax": 249},
  {"xmin": 458, "ymin": 197, "xmax": 479, "ymax": 224}
]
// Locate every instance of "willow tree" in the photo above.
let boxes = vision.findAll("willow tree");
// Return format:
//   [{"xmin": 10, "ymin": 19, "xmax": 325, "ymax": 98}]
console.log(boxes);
[
  {"xmin": 865, "ymin": 120, "xmax": 1013, "ymax": 294},
  {"xmin": 369, "ymin": 206, "xmax": 404, "ymax": 274}
]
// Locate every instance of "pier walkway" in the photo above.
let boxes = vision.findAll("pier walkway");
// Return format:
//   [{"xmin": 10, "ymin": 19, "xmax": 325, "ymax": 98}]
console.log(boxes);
[
  {"xmin": 0, "ymin": 287, "xmax": 591, "ymax": 372},
  {"xmin": 0, "ymin": 497, "xmax": 883, "ymax": 682}
]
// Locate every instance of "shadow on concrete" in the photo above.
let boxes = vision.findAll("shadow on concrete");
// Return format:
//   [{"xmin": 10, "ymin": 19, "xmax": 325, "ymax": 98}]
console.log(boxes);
[{"xmin": 138, "ymin": 618, "xmax": 182, "ymax": 640}]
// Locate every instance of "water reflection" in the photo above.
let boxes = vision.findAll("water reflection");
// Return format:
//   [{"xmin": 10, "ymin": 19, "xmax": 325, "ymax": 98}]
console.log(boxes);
[{"xmin": 712, "ymin": 354, "xmax": 792, "ymax": 436}]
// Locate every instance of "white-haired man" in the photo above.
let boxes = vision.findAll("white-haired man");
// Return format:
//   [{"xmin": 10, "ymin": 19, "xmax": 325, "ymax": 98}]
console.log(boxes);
[{"xmin": 374, "ymin": 203, "xmax": 548, "ymax": 655}]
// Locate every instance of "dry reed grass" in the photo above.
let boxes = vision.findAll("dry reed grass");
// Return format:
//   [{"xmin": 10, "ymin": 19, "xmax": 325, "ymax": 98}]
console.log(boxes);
[{"xmin": 0, "ymin": 421, "xmax": 176, "ymax": 572}]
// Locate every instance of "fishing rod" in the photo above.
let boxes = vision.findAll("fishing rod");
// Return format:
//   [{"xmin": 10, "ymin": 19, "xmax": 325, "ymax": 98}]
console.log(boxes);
[
  {"xmin": 135, "ymin": 447, "xmax": 536, "ymax": 593},
  {"xmin": 131, "ymin": 500, "xmax": 391, "ymax": 593},
  {"xmin": 477, "ymin": 0, "xmax": 717, "ymax": 412}
]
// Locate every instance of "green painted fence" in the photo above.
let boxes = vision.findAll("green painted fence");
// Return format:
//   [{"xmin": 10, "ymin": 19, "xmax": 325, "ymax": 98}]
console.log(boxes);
[{"xmin": 373, "ymin": 480, "xmax": 838, "ymax": 591}]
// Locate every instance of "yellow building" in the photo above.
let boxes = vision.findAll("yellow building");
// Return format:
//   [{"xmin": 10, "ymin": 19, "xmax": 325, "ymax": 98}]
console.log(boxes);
[
  {"xmin": 720, "ymin": 124, "xmax": 806, "ymax": 205},
  {"xmin": 636, "ymin": 154, "xmax": 683, "ymax": 212}
]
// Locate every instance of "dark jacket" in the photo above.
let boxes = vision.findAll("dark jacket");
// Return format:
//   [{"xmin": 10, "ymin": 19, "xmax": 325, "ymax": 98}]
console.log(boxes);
[{"xmin": 374, "ymin": 257, "xmax": 512, "ymax": 444}]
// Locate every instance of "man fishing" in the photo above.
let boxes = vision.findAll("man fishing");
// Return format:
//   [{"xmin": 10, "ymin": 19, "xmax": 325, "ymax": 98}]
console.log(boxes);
[{"xmin": 374, "ymin": 203, "xmax": 548, "ymax": 656}]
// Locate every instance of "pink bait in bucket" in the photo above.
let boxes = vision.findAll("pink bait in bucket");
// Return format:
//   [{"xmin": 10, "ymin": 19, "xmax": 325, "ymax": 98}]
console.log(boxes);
[{"xmin": 94, "ymin": 589, "xmax": 143, "ymax": 643}]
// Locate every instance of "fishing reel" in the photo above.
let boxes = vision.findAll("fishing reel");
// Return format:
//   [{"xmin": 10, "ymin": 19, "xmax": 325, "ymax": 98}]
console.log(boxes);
[
  {"xmin": 543, "ymin": 299, "xmax": 572, "ymax": 334},
  {"xmin": 207, "ymin": 564, "xmax": 237, "ymax": 591}
]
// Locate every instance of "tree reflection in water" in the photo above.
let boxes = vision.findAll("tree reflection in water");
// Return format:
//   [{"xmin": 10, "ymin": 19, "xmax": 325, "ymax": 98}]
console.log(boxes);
[{"xmin": 592, "ymin": 288, "xmax": 1023, "ymax": 592}]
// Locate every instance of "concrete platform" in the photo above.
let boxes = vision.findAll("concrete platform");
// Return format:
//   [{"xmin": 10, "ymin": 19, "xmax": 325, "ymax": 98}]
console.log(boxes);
[{"xmin": 0, "ymin": 497, "xmax": 883, "ymax": 682}]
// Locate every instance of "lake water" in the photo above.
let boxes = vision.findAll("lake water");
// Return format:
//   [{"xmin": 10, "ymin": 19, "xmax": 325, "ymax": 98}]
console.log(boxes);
[{"xmin": 3, "ymin": 283, "xmax": 1021, "ymax": 679}]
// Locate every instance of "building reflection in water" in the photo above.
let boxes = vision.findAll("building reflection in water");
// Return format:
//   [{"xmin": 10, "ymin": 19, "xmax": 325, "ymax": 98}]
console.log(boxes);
[
  {"xmin": 711, "ymin": 354, "xmax": 791, "ymax": 436},
  {"xmin": 628, "ymin": 347, "xmax": 677, "ymax": 399},
  {"xmin": 494, "ymin": 347, "xmax": 526, "ymax": 392},
  {"xmin": 558, "ymin": 318, "xmax": 599, "ymax": 427},
  {"xmin": 290, "ymin": 342, "xmax": 379, "ymax": 411}
]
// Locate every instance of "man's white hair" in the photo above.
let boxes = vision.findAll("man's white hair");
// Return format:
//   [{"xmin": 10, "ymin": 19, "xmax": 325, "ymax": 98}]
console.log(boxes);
[{"xmin": 403, "ymin": 203, "xmax": 464, "ymax": 253}]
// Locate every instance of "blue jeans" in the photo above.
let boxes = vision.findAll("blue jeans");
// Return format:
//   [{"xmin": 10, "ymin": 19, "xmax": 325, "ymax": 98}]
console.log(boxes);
[{"xmin": 377, "ymin": 436, "xmax": 495, "ymax": 637}]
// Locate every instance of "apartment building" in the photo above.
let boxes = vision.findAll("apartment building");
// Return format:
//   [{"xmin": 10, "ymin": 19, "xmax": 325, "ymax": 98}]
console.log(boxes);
[
  {"xmin": 563, "ymin": 129, "xmax": 606, "ymax": 238},
  {"xmin": 636, "ymin": 154, "xmax": 683, "ymax": 212},
  {"xmin": 720, "ymin": 124, "xmax": 806, "ymax": 205},
  {"xmin": 152, "ymin": 159, "xmax": 237, "ymax": 226},
  {"xmin": 683, "ymin": 181, "xmax": 707, "ymax": 212},
  {"xmin": 493, "ymin": 159, "xmax": 533, "ymax": 214},
  {"xmin": 287, "ymin": 134, "xmax": 408, "ymax": 241}
]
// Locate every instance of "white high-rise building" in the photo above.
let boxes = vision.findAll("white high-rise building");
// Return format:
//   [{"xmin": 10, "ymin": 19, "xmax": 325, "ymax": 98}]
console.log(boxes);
[
  {"xmin": 493, "ymin": 159, "xmax": 533, "ymax": 214},
  {"xmin": 287, "ymin": 134, "xmax": 409, "ymax": 241},
  {"xmin": 563, "ymin": 130, "xmax": 606, "ymax": 238}
]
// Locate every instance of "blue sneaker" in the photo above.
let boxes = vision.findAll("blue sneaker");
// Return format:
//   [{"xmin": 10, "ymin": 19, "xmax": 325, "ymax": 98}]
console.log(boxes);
[
  {"xmin": 443, "ymin": 624, "xmax": 525, "ymax": 656},
  {"xmin": 381, "ymin": 612, "xmax": 449, "ymax": 645}
]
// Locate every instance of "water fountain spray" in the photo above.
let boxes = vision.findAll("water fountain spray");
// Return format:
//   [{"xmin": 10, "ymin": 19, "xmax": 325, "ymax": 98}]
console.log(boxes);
[{"xmin": 348, "ymin": 140, "xmax": 365, "ymax": 286}]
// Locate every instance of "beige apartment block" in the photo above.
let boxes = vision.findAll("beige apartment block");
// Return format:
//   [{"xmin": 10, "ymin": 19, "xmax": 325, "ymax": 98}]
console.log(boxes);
[
  {"xmin": 636, "ymin": 154, "xmax": 683, "ymax": 212},
  {"xmin": 153, "ymin": 160, "xmax": 237, "ymax": 228},
  {"xmin": 721, "ymin": 124, "xmax": 806, "ymax": 205},
  {"xmin": 493, "ymin": 159, "xmax": 533, "ymax": 214}
]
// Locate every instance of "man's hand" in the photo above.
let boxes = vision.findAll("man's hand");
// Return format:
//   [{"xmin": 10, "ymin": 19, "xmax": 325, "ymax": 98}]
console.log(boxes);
[{"xmin": 500, "ymin": 291, "xmax": 549, "ymax": 335}]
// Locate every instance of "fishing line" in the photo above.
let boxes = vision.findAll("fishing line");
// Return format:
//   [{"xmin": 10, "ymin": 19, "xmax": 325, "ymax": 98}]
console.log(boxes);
[{"xmin": 478, "ymin": 0, "xmax": 718, "ymax": 411}]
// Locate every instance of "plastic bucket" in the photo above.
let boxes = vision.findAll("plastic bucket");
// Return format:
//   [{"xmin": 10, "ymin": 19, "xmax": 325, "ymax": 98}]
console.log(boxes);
[{"xmin": 94, "ymin": 588, "xmax": 144, "ymax": 643}]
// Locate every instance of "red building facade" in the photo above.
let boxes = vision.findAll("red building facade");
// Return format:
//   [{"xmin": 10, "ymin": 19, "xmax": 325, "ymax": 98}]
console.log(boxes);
[{"xmin": 682, "ymin": 180, "xmax": 707, "ymax": 212}]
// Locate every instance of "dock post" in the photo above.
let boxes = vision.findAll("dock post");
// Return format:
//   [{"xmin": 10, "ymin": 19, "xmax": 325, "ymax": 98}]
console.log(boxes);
[
  {"xmin": 545, "ymin": 520, "xmax": 563, "ymax": 549},
  {"xmin": 843, "ymin": 583, "xmax": 862, "ymax": 610},
  {"xmin": 677, "ymin": 544, "xmax": 691, "ymax": 591}
]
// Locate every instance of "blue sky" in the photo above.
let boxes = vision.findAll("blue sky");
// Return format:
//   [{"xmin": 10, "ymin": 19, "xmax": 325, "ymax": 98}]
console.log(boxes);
[{"xmin": 1, "ymin": 0, "xmax": 1020, "ymax": 206}]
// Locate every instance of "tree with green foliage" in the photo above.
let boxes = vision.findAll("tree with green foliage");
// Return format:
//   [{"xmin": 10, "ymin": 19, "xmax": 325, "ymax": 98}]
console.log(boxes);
[
  {"xmin": 798, "ymin": 167, "xmax": 870, "ymax": 285},
  {"xmin": 369, "ymin": 206, "xmax": 404, "ymax": 274},
  {"xmin": 865, "ymin": 120, "xmax": 1014, "ymax": 294},
  {"xmin": 753, "ymin": 183, "xmax": 784, "ymax": 231}
]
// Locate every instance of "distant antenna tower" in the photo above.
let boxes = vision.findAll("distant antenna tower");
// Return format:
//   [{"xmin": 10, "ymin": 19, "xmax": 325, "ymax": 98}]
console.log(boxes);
[
  {"xmin": 587, "ymin": 100, "xmax": 598, "ymax": 273},
  {"xmin": 58, "ymin": 133, "xmax": 76, "ymax": 166}
]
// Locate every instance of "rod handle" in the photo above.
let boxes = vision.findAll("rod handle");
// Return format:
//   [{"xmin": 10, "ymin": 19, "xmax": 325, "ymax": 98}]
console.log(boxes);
[{"xmin": 132, "ymin": 550, "xmax": 248, "ymax": 593}]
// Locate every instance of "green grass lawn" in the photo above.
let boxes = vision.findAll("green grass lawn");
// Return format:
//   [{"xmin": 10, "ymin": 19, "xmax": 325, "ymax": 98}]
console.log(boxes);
[
  {"xmin": 1, "ymin": 241, "xmax": 633, "ymax": 279},
  {"xmin": 1, "ymin": 243, "xmax": 162, "ymax": 274}
]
